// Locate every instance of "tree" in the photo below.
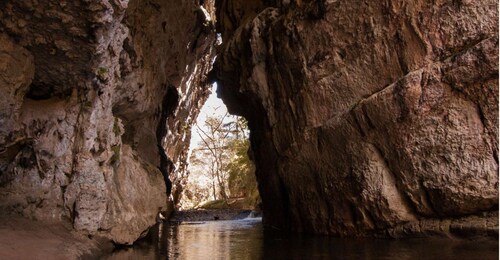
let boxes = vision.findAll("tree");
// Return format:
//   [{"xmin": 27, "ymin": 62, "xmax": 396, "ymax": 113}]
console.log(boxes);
[
  {"xmin": 186, "ymin": 111, "xmax": 259, "ymax": 209},
  {"xmin": 195, "ymin": 113, "xmax": 234, "ymax": 201},
  {"xmin": 225, "ymin": 138, "xmax": 258, "ymax": 204}
]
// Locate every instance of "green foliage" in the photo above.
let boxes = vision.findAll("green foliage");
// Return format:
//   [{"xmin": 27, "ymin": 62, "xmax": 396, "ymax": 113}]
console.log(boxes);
[
  {"xmin": 198, "ymin": 200, "xmax": 229, "ymax": 209},
  {"xmin": 113, "ymin": 118, "xmax": 122, "ymax": 136},
  {"xmin": 98, "ymin": 67, "xmax": 108, "ymax": 74},
  {"xmin": 226, "ymin": 139, "xmax": 252, "ymax": 194},
  {"xmin": 109, "ymin": 144, "xmax": 121, "ymax": 166},
  {"xmin": 180, "ymin": 122, "xmax": 190, "ymax": 132},
  {"xmin": 186, "ymin": 113, "xmax": 260, "ymax": 209},
  {"xmin": 97, "ymin": 67, "xmax": 108, "ymax": 80},
  {"xmin": 225, "ymin": 138, "xmax": 260, "ymax": 208}
]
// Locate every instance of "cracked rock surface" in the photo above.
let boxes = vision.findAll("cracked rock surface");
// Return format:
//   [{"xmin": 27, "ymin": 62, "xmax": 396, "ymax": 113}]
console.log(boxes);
[
  {"xmin": 215, "ymin": 0, "xmax": 498, "ymax": 237},
  {"xmin": 0, "ymin": 0, "xmax": 216, "ymax": 245}
]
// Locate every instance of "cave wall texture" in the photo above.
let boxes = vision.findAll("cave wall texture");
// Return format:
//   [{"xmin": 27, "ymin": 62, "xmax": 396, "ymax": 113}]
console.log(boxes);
[
  {"xmin": 215, "ymin": 0, "xmax": 498, "ymax": 237},
  {"xmin": 0, "ymin": 0, "xmax": 216, "ymax": 244},
  {"xmin": 0, "ymin": 0, "xmax": 497, "ymax": 245}
]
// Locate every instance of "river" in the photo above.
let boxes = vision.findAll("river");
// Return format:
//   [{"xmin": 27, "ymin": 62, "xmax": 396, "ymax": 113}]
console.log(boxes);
[{"xmin": 104, "ymin": 217, "xmax": 498, "ymax": 259}]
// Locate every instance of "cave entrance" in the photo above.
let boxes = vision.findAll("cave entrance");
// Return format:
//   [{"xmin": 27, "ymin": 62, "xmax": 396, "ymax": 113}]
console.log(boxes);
[{"xmin": 179, "ymin": 84, "xmax": 261, "ymax": 214}]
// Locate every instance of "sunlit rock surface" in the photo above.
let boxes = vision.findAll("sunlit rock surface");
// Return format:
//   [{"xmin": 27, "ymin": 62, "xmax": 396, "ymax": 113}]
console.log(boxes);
[
  {"xmin": 215, "ymin": 0, "xmax": 498, "ymax": 237},
  {"xmin": 0, "ymin": 0, "xmax": 216, "ymax": 244}
]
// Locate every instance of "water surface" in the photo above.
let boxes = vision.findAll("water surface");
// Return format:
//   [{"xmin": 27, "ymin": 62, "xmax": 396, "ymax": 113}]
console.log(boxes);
[{"xmin": 104, "ymin": 218, "xmax": 498, "ymax": 259}]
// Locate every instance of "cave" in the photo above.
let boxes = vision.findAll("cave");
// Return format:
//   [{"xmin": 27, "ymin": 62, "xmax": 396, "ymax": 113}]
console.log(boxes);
[{"xmin": 0, "ymin": 0, "xmax": 497, "ymax": 258}]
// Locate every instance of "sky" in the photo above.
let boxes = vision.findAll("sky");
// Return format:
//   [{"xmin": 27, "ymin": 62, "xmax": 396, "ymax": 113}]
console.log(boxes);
[
  {"xmin": 184, "ymin": 85, "xmax": 227, "ymax": 207},
  {"xmin": 189, "ymin": 84, "xmax": 228, "ymax": 151}
]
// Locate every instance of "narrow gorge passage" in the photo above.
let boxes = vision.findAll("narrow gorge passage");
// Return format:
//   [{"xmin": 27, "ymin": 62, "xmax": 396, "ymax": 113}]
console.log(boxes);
[
  {"xmin": 0, "ymin": 0, "xmax": 497, "ymax": 258},
  {"xmin": 179, "ymin": 88, "xmax": 259, "ymax": 213}
]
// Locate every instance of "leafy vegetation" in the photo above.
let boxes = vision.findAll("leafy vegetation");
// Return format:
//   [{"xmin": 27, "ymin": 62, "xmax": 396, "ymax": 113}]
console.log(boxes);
[
  {"xmin": 109, "ymin": 144, "xmax": 121, "ymax": 166},
  {"xmin": 197, "ymin": 200, "xmax": 229, "ymax": 209},
  {"xmin": 225, "ymin": 139, "xmax": 259, "ymax": 207},
  {"xmin": 183, "ymin": 113, "xmax": 260, "ymax": 210}
]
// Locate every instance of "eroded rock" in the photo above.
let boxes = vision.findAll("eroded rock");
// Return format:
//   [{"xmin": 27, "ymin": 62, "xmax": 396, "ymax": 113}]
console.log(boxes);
[
  {"xmin": 0, "ymin": 0, "xmax": 216, "ymax": 244},
  {"xmin": 215, "ymin": 0, "xmax": 498, "ymax": 236}
]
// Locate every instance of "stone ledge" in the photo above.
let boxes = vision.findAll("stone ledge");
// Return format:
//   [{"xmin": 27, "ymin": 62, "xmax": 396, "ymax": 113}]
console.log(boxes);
[{"xmin": 381, "ymin": 211, "xmax": 499, "ymax": 239}]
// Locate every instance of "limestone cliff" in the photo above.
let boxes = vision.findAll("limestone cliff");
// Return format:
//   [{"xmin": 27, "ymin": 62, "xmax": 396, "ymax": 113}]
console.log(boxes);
[
  {"xmin": 215, "ymin": 0, "xmax": 498, "ymax": 237},
  {"xmin": 0, "ymin": 0, "xmax": 215, "ymax": 244}
]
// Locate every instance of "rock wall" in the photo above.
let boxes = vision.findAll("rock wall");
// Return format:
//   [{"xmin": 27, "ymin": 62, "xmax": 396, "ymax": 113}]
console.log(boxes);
[
  {"xmin": 215, "ymin": 0, "xmax": 498, "ymax": 237},
  {"xmin": 0, "ymin": 0, "xmax": 215, "ymax": 244}
]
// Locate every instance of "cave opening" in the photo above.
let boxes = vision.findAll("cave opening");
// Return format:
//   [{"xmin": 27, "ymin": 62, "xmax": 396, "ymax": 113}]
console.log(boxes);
[{"xmin": 178, "ymin": 84, "xmax": 261, "ymax": 215}]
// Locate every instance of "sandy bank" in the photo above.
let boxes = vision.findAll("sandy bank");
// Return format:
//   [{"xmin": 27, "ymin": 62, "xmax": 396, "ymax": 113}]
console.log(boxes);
[{"xmin": 0, "ymin": 214, "xmax": 112, "ymax": 259}]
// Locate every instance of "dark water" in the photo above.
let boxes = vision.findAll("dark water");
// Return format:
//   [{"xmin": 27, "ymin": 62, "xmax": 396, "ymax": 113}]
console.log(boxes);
[{"xmin": 104, "ymin": 218, "xmax": 498, "ymax": 259}]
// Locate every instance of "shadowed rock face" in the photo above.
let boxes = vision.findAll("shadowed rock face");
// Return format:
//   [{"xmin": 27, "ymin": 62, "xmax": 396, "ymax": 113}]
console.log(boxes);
[
  {"xmin": 215, "ymin": 0, "xmax": 498, "ymax": 236},
  {"xmin": 0, "ymin": 0, "xmax": 216, "ymax": 244}
]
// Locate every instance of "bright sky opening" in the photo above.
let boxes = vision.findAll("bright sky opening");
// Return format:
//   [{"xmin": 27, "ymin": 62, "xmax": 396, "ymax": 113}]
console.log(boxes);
[{"xmin": 189, "ymin": 83, "xmax": 227, "ymax": 152}]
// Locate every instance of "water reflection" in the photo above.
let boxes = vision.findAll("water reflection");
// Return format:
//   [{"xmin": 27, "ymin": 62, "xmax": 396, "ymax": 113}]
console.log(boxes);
[
  {"xmin": 163, "ymin": 219, "xmax": 263, "ymax": 259},
  {"xmin": 104, "ymin": 218, "xmax": 498, "ymax": 260},
  {"xmin": 261, "ymin": 230, "xmax": 498, "ymax": 260}
]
